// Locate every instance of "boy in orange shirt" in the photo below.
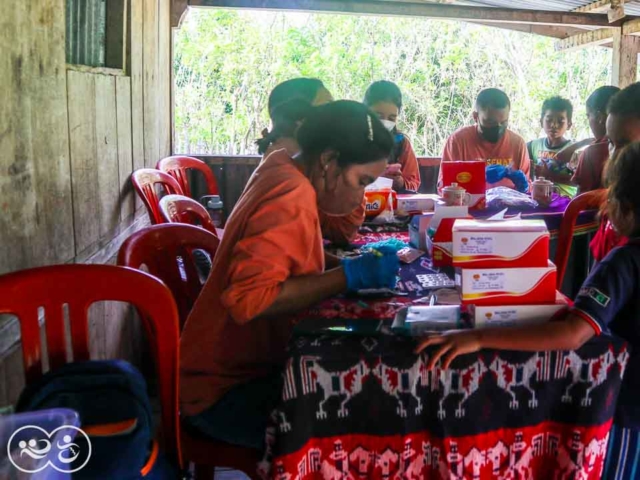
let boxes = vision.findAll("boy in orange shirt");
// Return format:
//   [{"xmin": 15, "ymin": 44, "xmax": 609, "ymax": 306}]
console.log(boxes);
[
  {"xmin": 439, "ymin": 88, "xmax": 530, "ymax": 191},
  {"xmin": 364, "ymin": 81, "xmax": 421, "ymax": 193},
  {"xmin": 181, "ymin": 101, "xmax": 399, "ymax": 450}
]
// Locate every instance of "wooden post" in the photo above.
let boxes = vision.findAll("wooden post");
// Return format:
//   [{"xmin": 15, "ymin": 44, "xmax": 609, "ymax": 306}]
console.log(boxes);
[{"xmin": 612, "ymin": 29, "xmax": 640, "ymax": 87}]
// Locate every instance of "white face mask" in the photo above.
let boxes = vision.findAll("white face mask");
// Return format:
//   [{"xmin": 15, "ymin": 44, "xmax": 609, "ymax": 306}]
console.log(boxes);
[{"xmin": 380, "ymin": 119, "xmax": 396, "ymax": 132}]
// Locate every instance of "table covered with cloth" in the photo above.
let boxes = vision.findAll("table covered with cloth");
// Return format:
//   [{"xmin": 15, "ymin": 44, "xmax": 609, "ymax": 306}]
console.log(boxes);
[
  {"xmin": 261, "ymin": 334, "xmax": 627, "ymax": 480},
  {"xmin": 356, "ymin": 194, "xmax": 598, "ymax": 246}
]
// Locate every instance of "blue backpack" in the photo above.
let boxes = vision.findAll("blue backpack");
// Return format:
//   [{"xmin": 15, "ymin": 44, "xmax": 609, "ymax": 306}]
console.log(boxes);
[{"xmin": 16, "ymin": 360, "xmax": 177, "ymax": 479}]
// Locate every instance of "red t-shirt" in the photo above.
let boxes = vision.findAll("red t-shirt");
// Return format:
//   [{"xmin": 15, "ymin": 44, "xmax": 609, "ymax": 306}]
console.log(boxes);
[
  {"xmin": 571, "ymin": 137, "xmax": 609, "ymax": 194},
  {"xmin": 439, "ymin": 125, "xmax": 531, "ymax": 190},
  {"xmin": 590, "ymin": 216, "xmax": 628, "ymax": 263}
]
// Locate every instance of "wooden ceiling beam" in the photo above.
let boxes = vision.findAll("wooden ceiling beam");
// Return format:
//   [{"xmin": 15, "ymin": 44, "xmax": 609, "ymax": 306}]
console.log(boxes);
[
  {"xmin": 572, "ymin": 0, "xmax": 627, "ymax": 23},
  {"xmin": 470, "ymin": 22, "xmax": 582, "ymax": 40},
  {"xmin": 623, "ymin": 18, "xmax": 640, "ymax": 36},
  {"xmin": 554, "ymin": 27, "xmax": 618, "ymax": 51},
  {"xmin": 187, "ymin": 0, "xmax": 623, "ymax": 27}
]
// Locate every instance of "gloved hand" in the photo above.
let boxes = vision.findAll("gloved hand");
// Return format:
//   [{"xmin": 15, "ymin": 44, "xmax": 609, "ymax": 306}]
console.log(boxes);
[
  {"xmin": 341, "ymin": 246, "xmax": 399, "ymax": 291},
  {"xmin": 486, "ymin": 164, "xmax": 508, "ymax": 184},
  {"xmin": 505, "ymin": 169, "xmax": 529, "ymax": 193}
]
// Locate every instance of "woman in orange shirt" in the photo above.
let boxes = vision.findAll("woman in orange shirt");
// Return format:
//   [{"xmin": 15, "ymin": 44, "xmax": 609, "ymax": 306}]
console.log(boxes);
[
  {"xmin": 181, "ymin": 101, "xmax": 397, "ymax": 450},
  {"xmin": 257, "ymin": 78, "xmax": 333, "ymax": 157},
  {"xmin": 258, "ymin": 78, "xmax": 366, "ymax": 246},
  {"xmin": 364, "ymin": 81, "xmax": 421, "ymax": 193}
]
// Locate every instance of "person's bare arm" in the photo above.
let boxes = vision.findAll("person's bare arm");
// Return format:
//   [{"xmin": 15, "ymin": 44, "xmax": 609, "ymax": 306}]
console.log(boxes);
[
  {"xmin": 259, "ymin": 268, "xmax": 347, "ymax": 318},
  {"xmin": 556, "ymin": 138, "xmax": 594, "ymax": 165},
  {"xmin": 324, "ymin": 251, "xmax": 342, "ymax": 270},
  {"xmin": 415, "ymin": 314, "xmax": 595, "ymax": 369}
]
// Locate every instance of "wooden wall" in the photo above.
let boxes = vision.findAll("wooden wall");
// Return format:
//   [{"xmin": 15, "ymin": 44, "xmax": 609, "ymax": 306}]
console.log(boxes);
[{"xmin": 0, "ymin": 0, "xmax": 172, "ymax": 406}]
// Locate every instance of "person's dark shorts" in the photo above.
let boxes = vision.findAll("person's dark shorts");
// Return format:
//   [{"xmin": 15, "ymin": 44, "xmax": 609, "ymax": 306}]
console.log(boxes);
[{"xmin": 183, "ymin": 373, "xmax": 283, "ymax": 451}]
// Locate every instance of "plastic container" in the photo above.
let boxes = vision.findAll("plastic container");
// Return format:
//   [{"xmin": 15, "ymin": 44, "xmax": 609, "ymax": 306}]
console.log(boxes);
[
  {"xmin": 0, "ymin": 408, "xmax": 81, "ymax": 479},
  {"xmin": 204, "ymin": 195, "xmax": 224, "ymax": 227}
]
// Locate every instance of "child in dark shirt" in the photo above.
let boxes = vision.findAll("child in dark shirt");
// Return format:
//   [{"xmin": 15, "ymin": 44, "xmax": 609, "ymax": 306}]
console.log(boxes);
[{"xmin": 417, "ymin": 142, "xmax": 640, "ymax": 480}]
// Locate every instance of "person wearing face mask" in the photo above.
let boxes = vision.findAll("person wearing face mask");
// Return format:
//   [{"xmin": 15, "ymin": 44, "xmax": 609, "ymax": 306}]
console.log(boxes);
[
  {"xmin": 590, "ymin": 82, "xmax": 640, "ymax": 263},
  {"xmin": 180, "ymin": 101, "xmax": 398, "ymax": 450},
  {"xmin": 258, "ymin": 78, "xmax": 365, "ymax": 246},
  {"xmin": 438, "ymin": 88, "xmax": 530, "ymax": 191},
  {"xmin": 363, "ymin": 81, "xmax": 421, "ymax": 192}
]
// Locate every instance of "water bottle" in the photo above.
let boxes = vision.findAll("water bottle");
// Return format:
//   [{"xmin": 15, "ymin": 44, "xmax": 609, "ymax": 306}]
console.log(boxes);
[{"xmin": 205, "ymin": 195, "xmax": 224, "ymax": 228}]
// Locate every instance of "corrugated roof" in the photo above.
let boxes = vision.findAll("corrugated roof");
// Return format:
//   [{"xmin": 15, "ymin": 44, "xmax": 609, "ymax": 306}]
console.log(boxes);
[{"xmin": 455, "ymin": 0, "xmax": 640, "ymax": 15}]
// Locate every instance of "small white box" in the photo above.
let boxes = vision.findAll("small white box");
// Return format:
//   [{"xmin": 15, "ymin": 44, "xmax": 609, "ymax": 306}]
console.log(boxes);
[
  {"xmin": 470, "ymin": 292, "xmax": 569, "ymax": 328},
  {"xmin": 396, "ymin": 194, "xmax": 439, "ymax": 215}
]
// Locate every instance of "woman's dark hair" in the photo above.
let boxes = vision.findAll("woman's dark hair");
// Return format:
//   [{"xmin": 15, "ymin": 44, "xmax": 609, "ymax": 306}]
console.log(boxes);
[
  {"xmin": 607, "ymin": 142, "xmax": 640, "ymax": 237},
  {"xmin": 363, "ymin": 80, "xmax": 403, "ymax": 110},
  {"xmin": 608, "ymin": 82, "xmax": 640, "ymax": 119},
  {"xmin": 267, "ymin": 78, "xmax": 325, "ymax": 115},
  {"xmin": 256, "ymin": 99, "xmax": 314, "ymax": 154},
  {"xmin": 586, "ymin": 86, "xmax": 620, "ymax": 114},
  {"xmin": 256, "ymin": 78, "xmax": 327, "ymax": 155},
  {"xmin": 297, "ymin": 100, "xmax": 394, "ymax": 167}
]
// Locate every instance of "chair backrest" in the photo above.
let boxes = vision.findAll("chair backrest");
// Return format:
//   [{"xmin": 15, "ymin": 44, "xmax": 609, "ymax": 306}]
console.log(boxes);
[
  {"xmin": 131, "ymin": 169, "xmax": 184, "ymax": 224},
  {"xmin": 0, "ymin": 264, "xmax": 182, "ymax": 467},
  {"xmin": 156, "ymin": 156, "xmax": 220, "ymax": 198},
  {"xmin": 159, "ymin": 194, "xmax": 218, "ymax": 236},
  {"xmin": 118, "ymin": 224, "xmax": 220, "ymax": 327},
  {"xmin": 554, "ymin": 188, "xmax": 607, "ymax": 289}
]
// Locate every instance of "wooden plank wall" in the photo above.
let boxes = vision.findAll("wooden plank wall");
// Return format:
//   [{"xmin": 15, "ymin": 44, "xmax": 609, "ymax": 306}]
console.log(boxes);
[
  {"xmin": 0, "ymin": 0, "xmax": 172, "ymax": 406},
  {"xmin": 191, "ymin": 155, "xmax": 441, "ymax": 216}
]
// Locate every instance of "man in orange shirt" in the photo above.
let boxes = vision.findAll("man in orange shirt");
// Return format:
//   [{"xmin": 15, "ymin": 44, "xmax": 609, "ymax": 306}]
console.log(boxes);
[{"xmin": 439, "ymin": 88, "xmax": 530, "ymax": 190}]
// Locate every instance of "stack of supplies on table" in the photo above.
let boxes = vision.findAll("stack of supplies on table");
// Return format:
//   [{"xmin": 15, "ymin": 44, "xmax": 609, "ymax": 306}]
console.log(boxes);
[{"xmin": 452, "ymin": 218, "xmax": 569, "ymax": 328}]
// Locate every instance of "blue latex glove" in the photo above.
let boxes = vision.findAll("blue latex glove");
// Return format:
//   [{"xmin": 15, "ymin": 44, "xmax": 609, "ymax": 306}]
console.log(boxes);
[
  {"xmin": 486, "ymin": 164, "xmax": 508, "ymax": 184},
  {"xmin": 362, "ymin": 238, "xmax": 409, "ymax": 253},
  {"xmin": 505, "ymin": 169, "xmax": 529, "ymax": 193},
  {"xmin": 341, "ymin": 246, "xmax": 399, "ymax": 291}
]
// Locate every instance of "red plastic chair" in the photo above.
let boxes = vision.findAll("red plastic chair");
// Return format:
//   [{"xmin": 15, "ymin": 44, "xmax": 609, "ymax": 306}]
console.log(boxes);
[
  {"xmin": 0, "ymin": 264, "xmax": 182, "ymax": 469},
  {"xmin": 117, "ymin": 224, "xmax": 220, "ymax": 327},
  {"xmin": 118, "ymin": 224, "xmax": 258, "ymax": 478},
  {"xmin": 554, "ymin": 189, "xmax": 607, "ymax": 289},
  {"xmin": 132, "ymin": 169, "xmax": 184, "ymax": 224},
  {"xmin": 159, "ymin": 194, "xmax": 219, "ymax": 237},
  {"xmin": 156, "ymin": 156, "xmax": 219, "ymax": 198}
]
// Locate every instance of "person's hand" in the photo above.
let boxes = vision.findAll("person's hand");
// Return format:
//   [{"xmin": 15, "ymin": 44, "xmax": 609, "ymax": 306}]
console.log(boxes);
[
  {"xmin": 505, "ymin": 169, "xmax": 529, "ymax": 193},
  {"xmin": 390, "ymin": 173, "xmax": 405, "ymax": 191},
  {"xmin": 535, "ymin": 163, "xmax": 550, "ymax": 178},
  {"xmin": 415, "ymin": 331, "xmax": 482, "ymax": 369},
  {"xmin": 485, "ymin": 164, "xmax": 507, "ymax": 184},
  {"xmin": 341, "ymin": 246, "xmax": 399, "ymax": 291}
]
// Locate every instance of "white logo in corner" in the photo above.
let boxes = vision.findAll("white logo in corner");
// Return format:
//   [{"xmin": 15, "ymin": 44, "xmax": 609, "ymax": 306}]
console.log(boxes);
[{"xmin": 7, "ymin": 425, "xmax": 91, "ymax": 473}]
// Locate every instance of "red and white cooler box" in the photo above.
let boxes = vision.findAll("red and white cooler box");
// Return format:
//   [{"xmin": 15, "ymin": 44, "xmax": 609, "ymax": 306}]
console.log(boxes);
[
  {"xmin": 452, "ymin": 218, "xmax": 560, "ymax": 325},
  {"xmin": 470, "ymin": 292, "xmax": 570, "ymax": 328},
  {"xmin": 452, "ymin": 218, "xmax": 550, "ymax": 268},
  {"xmin": 456, "ymin": 261, "xmax": 557, "ymax": 306}
]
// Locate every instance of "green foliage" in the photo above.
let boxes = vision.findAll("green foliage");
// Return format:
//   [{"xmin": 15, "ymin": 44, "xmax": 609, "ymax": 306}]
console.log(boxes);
[{"xmin": 174, "ymin": 10, "xmax": 612, "ymax": 156}]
